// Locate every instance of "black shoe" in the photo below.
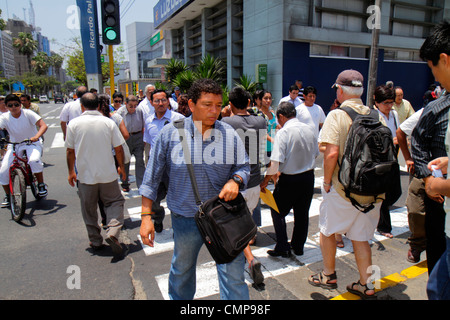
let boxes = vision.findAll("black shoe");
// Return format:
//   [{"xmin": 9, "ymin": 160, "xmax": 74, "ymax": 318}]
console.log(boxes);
[
  {"xmin": 106, "ymin": 235, "xmax": 124, "ymax": 257},
  {"xmin": 267, "ymin": 249, "xmax": 291, "ymax": 258},
  {"xmin": 154, "ymin": 221, "xmax": 163, "ymax": 233},
  {"xmin": 1, "ymin": 195, "xmax": 10, "ymax": 208},
  {"xmin": 290, "ymin": 244, "xmax": 304, "ymax": 256}
]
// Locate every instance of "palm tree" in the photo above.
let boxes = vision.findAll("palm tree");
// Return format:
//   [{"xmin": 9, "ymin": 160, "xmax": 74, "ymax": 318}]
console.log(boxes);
[
  {"xmin": 13, "ymin": 32, "xmax": 38, "ymax": 73},
  {"xmin": 194, "ymin": 54, "xmax": 226, "ymax": 83},
  {"xmin": 235, "ymin": 74, "xmax": 258, "ymax": 95},
  {"xmin": 31, "ymin": 52, "xmax": 50, "ymax": 76},
  {"xmin": 50, "ymin": 53, "xmax": 64, "ymax": 79},
  {"xmin": 165, "ymin": 58, "xmax": 189, "ymax": 84}
]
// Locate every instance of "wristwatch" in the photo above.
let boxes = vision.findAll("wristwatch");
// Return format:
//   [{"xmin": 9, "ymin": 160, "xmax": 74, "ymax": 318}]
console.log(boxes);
[{"xmin": 232, "ymin": 175, "xmax": 243, "ymax": 186}]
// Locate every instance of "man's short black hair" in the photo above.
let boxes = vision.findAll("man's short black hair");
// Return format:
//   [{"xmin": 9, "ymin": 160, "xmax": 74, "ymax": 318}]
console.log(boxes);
[
  {"xmin": 276, "ymin": 101, "xmax": 297, "ymax": 119},
  {"xmin": 303, "ymin": 86, "xmax": 317, "ymax": 96},
  {"xmin": 20, "ymin": 94, "xmax": 31, "ymax": 100},
  {"xmin": 151, "ymin": 89, "xmax": 169, "ymax": 101},
  {"xmin": 80, "ymin": 92, "xmax": 99, "ymax": 110},
  {"xmin": 5, "ymin": 94, "xmax": 20, "ymax": 105},
  {"xmin": 289, "ymin": 85, "xmax": 299, "ymax": 92},
  {"xmin": 420, "ymin": 20, "xmax": 450, "ymax": 66},
  {"xmin": 188, "ymin": 79, "xmax": 223, "ymax": 104},
  {"xmin": 228, "ymin": 87, "xmax": 251, "ymax": 110}
]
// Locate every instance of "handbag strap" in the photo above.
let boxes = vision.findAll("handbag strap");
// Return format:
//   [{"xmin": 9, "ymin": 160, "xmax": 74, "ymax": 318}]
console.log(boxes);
[{"xmin": 173, "ymin": 119, "xmax": 203, "ymax": 207}]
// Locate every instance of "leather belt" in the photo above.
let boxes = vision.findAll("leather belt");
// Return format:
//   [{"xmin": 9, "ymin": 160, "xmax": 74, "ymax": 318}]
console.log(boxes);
[{"xmin": 130, "ymin": 131, "xmax": 142, "ymax": 135}]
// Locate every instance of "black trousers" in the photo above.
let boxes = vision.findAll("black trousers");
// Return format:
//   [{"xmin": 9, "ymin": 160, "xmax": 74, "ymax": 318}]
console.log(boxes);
[
  {"xmin": 271, "ymin": 170, "xmax": 314, "ymax": 253},
  {"xmin": 424, "ymin": 196, "xmax": 447, "ymax": 274}
]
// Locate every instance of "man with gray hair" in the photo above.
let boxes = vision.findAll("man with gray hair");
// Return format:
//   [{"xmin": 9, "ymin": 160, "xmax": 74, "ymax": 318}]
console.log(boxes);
[{"xmin": 308, "ymin": 70, "xmax": 385, "ymax": 299}]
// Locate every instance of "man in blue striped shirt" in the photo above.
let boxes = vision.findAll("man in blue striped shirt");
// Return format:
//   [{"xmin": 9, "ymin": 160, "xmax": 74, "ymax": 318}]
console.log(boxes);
[{"xmin": 139, "ymin": 79, "xmax": 250, "ymax": 300}]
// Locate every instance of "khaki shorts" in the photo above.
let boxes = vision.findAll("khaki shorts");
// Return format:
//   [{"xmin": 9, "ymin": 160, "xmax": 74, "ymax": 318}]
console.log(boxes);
[{"xmin": 319, "ymin": 186, "xmax": 381, "ymax": 242}]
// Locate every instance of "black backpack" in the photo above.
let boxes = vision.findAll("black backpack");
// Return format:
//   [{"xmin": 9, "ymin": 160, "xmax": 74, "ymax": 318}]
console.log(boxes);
[{"xmin": 338, "ymin": 107, "xmax": 400, "ymax": 213}]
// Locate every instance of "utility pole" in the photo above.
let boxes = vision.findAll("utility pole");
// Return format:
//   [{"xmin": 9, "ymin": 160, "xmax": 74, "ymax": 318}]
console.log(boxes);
[
  {"xmin": 109, "ymin": 45, "xmax": 115, "ymax": 100},
  {"xmin": 367, "ymin": 0, "xmax": 381, "ymax": 107}
]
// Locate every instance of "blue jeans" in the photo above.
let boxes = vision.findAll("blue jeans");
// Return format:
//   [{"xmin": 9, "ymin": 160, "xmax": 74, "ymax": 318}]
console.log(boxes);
[
  {"xmin": 168, "ymin": 212, "xmax": 249, "ymax": 300},
  {"xmin": 427, "ymin": 236, "xmax": 450, "ymax": 300}
]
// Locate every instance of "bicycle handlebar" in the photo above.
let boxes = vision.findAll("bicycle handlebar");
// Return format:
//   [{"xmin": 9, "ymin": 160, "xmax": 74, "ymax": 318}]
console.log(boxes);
[{"xmin": 0, "ymin": 138, "xmax": 33, "ymax": 146}]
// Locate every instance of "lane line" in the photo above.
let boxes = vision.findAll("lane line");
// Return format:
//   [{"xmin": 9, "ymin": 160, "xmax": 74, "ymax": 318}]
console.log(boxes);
[{"xmin": 331, "ymin": 261, "xmax": 428, "ymax": 300}]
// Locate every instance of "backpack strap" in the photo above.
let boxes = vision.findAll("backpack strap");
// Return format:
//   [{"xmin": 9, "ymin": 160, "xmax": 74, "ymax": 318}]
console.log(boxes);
[{"xmin": 340, "ymin": 106, "xmax": 379, "ymax": 122}]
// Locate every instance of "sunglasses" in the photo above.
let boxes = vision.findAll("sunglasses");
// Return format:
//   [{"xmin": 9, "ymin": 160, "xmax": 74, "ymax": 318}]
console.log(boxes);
[
  {"xmin": 7, "ymin": 103, "xmax": 21, "ymax": 108},
  {"xmin": 114, "ymin": 100, "xmax": 123, "ymax": 103}
]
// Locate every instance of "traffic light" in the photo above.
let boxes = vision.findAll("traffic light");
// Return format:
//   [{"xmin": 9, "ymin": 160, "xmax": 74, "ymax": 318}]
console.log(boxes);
[{"xmin": 101, "ymin": 0, "xmax": 121, "ymax": 45}]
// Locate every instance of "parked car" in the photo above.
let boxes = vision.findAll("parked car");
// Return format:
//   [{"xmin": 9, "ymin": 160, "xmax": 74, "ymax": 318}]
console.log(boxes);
[
  {"xmin": 54, "ymin": 94, "xmax": 64, "ymax": 104},
  {"xmin": 39, "ymin": 95, "xmax": 49, "ymax": 103}
]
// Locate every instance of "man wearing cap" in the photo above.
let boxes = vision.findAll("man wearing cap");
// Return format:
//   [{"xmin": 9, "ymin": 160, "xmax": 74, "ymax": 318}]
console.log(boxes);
[{"xmin": 308, "ymin": 70, "xmax": 385, "ymax": 299}]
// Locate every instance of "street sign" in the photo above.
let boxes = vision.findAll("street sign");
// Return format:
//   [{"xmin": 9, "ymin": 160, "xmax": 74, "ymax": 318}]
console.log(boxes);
[{"xmin": 150, "ymin": 30, "xmax": 164, "ymax": 46}]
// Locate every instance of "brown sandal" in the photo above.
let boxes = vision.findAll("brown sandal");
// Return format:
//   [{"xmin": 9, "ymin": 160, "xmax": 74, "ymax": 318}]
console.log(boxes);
[
  {"xmin": 347, "ymin": 281, "xmax": 377, "ymax": 300},
  {"xmin": 308, "ymin": 271, "xmax": 337, "ymax": 290}
]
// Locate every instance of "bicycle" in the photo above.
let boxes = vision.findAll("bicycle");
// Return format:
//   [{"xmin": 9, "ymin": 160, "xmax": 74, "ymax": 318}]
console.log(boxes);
[{"xmin": 2, "ymin": 139, "xmax": 43, "ymax": 222}]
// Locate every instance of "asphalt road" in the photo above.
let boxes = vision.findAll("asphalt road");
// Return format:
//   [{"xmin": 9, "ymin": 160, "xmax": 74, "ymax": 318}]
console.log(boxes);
[{"xmin": 0, "ymin": 101, "xmax": 431, "ymax": 305}]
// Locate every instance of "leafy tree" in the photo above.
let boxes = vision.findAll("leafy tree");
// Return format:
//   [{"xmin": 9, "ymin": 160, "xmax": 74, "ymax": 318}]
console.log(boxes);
[
  {"xmin": 62, "ymin": 37, "xmax": 124, "ymax": 86},
  {"xmin": 13, "ymin": 32, "xmax": 38, "ymax": 72},
  {"xmin": 165, "ymin": 58, "xmax": 189, "ymax": 83},
  {"xmin": 31, "ymin": 52, "xmax": 51, "ymax": 76}
]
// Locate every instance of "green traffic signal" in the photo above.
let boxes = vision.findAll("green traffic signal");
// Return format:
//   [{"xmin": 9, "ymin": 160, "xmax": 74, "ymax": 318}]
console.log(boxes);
[{"xmin": 105, "ymin": 28, "xmax": 117, "ymax": 41}]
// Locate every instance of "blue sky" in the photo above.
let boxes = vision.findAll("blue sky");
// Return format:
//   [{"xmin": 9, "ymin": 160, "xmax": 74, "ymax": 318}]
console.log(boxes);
[{"xmin": 1, "ymin": 0, "xmax": 158, "ymax": 55}]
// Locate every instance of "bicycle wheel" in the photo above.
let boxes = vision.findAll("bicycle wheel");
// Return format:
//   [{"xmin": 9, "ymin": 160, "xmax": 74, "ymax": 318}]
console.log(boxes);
[
  {"xmin": 10, "ymin": 168, "xmax": 27, "ymax": 222},
  {"xmin": 29, "ymin": 179, "xmax": 41, "ymax": 200}
]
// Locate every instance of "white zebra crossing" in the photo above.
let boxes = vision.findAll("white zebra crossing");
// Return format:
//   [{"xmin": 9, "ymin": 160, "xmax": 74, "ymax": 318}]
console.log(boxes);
[{"xmin": 129, "ymin": 196, "xmax": 409, "ymax": 300}]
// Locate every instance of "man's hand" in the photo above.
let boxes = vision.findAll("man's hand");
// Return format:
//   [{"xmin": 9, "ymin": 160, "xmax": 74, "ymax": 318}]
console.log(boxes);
[
  {"xmin": 219, "ymin": 179, "xmax": 240, "ymax": 202},
  {"xmin": 424, "ymin": 176, "xmax": 444, "ymax": 204},
  {"xmin": 140, "ymin": 215, "xmax": 155, "ymax": 247},
  {"xmin": 68, "ymin": 171, "xmax": 77, "ymax": 187},
  {"xmin": 428, "ymin": 157, "xmax": 449, "ymax": 175}
]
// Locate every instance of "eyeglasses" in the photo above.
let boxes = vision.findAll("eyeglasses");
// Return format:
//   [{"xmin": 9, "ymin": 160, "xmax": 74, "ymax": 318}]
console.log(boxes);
[
  {"xmin": 381, "ymin": 101, "xmax": 394, "ymax": 106},
  {"xmin": 153, "ymin": 99, "xmax": 168, "ymax": 104},
  {"xmin": 114, "ymin": 100, "xmax": 123, "ymax": 103},
  {"xmin": 7, "ymin": 103, "xmax": 21, "ymax": 108}
]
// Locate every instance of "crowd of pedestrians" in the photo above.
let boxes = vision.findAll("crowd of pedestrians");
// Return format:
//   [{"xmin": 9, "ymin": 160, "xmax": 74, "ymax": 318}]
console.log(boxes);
[{"xmin": 3, "ymin": 21, "xmax": 449, "ymax": 301}]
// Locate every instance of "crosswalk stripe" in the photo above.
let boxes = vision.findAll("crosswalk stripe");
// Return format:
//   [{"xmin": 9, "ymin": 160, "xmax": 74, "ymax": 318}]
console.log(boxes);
[{"xmin": 127, "ymin": 197, "xmax": 409, "ymax": 300}]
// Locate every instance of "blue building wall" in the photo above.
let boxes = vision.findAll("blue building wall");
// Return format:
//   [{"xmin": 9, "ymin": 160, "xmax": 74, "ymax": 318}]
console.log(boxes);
[{"xmin": 282, "ymin": 41, "xmax": 435, "ymax": 114}]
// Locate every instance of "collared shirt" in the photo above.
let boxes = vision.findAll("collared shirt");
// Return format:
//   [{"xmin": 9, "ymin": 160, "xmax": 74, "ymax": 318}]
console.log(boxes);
[
  {"xmin": 65, "ymin": 110, "xmax": 125, "ymax": 185},
  {"xmin": 143, "ymin": 109, "xmax": 185, "ymax": 148},
  {"xmin": 138, "ymin": 97, "xmax": 155, "ymax": 119},
  {"xmin": 116, "ymin": 105, "xmax": 145, "ymax": 134},
  {"xmin": 60, "ymin": 99, "xmax": 82, "ymax": 123},
  {"xmin": 411, "ymin": 94, "xmax": 450, "ymax": 179},
  {"xmin": 139, "ymin": 117, "xmax": 250, "ymax": 218},
  {"xmin": 393, "ymin": 99, "xmax": 415, "ymax": 124},
  {"xmin": 279, "ymin": 95, "xmax": 302, "ymax": 108},
  {"xmin": 376, "ymin": 109, "xmax": 399, "ymax": 138},
  {"xmin": 271, "ymin": 118, "xmax": 317, "ymax": 175}
]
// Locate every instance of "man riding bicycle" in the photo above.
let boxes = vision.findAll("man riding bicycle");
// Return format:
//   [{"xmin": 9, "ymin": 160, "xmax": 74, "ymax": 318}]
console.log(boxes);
[{"xmin": 0, "ymin": 94, "xmax": 48, "ymax": 207}]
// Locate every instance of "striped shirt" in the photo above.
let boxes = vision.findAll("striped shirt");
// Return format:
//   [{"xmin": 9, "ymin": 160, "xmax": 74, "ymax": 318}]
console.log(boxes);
[
  {"xmin": 411, "ymin": 94, "xmax": 450, "ymax": 179},
  {"xmin": 139, "ymin": 117, "xmax": 250, "ymax": 217}
]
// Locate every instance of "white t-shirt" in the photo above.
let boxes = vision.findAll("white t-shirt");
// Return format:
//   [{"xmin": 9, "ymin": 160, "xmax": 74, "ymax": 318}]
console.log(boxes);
[
  {"xmin": 296, "ymin": 103, "xmax": 326, "ymax": 136},
  {"xmin": 0, "ymin": 109, "xmax": 41, "ymax": 144},
  {"xmin": 60, "ymin": 99, "xmax": 82, "ymax": 123},
  {"xmin": 65, "ymin": 110, "xmax": 125, "ymax": 185},
  {"xmin": 399, "ymin": 108, "xmax": 424, "ymax": 136},
  {"xmin": 138, "ymin": 98, "xmax": 155, "ymax": 119}
]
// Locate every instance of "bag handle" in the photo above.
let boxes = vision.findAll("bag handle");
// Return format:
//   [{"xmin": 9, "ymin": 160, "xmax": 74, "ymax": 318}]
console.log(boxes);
[{"xmin": 174, "ymin": 119, "xmax": 203, "ymax": 207}]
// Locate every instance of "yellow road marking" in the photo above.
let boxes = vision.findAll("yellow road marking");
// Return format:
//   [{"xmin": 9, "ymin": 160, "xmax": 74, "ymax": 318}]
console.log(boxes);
[{"xmin": 331, "ymin": 261, "xmax": 428, "ymax": 300}]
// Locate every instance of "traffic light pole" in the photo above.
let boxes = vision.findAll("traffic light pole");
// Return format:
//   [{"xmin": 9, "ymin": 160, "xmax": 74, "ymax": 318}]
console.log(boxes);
[{"xmin": 109, "ymin": 45, "xmax": 115, "ymax": 100}]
